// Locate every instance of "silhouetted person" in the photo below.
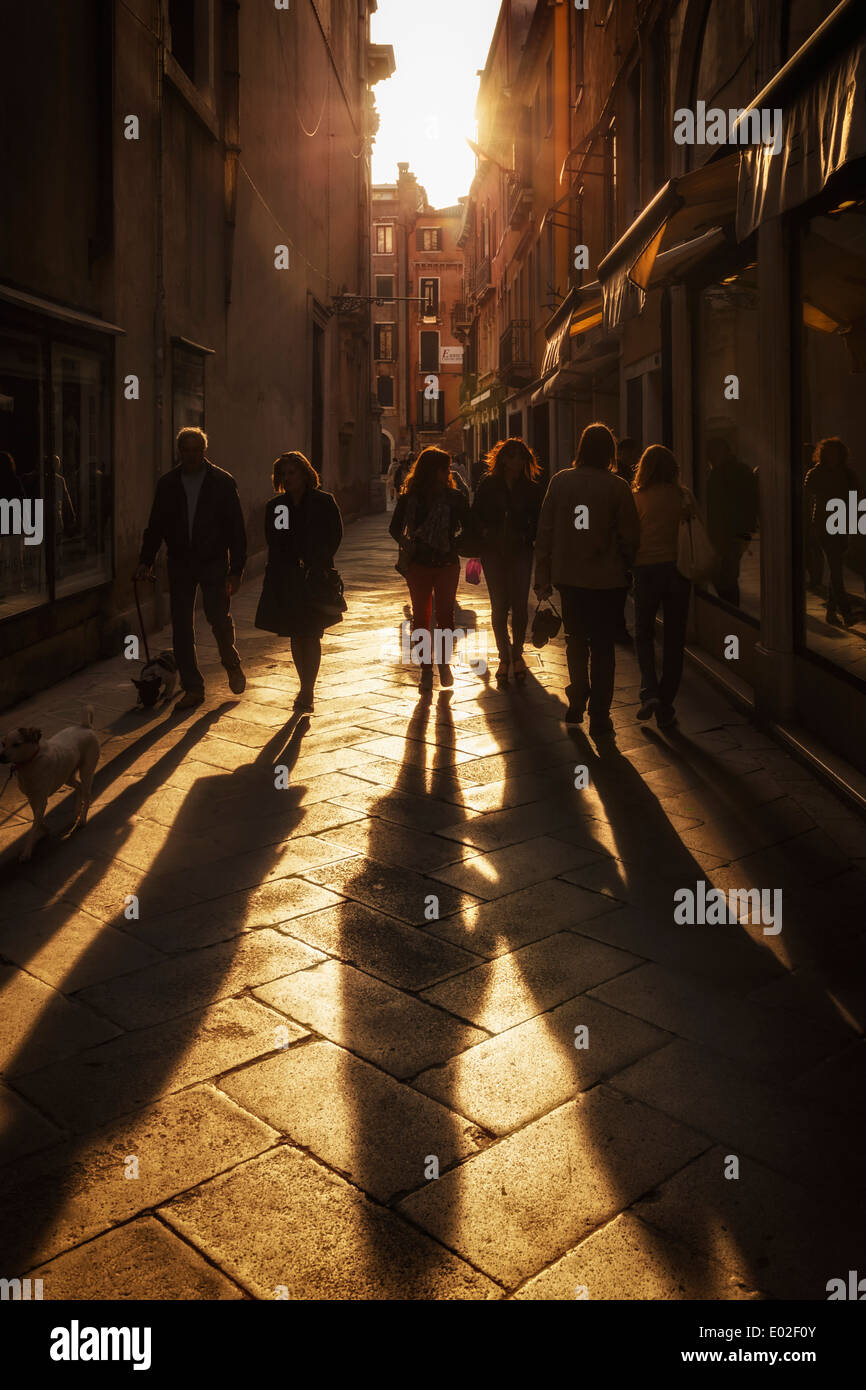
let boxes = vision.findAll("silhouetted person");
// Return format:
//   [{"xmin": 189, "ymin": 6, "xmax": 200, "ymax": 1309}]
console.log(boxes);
[
  {"xmin": 254, "ymin": 451, "xmax": 343, "ymax": 714},
  {"xmin": 632, "ymin": 445, "xmax": 697, "ymax": 729},
  {"xmin": 390, "ymin": 446, "xmax": 471, "ymax": 692},
  {"xmin": 705, "ymin": 437, "xmax": 758, "ymax": 606},
  {"xmin": 804, "ymin": 436, "xmax": 859, "ymax": 628},
  {"xmin": 134, "ymin": 426, "xmax": 247, "ymax": 709},
  {"xmin": 534, "ymin": 421, "xmax": 640, "ymax": 739},
  {"xmin": 471, "ymin": 437, "xmax": 543, "ymax": 684},
  {"xmin": 612, "ymin": 436, "xmax": 640, "ymax": 641}
]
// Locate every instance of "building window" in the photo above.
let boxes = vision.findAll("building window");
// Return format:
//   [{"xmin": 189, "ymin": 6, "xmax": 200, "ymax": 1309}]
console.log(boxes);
[
  {"xmin": 0, "ymin": 321, "xmax": 112, "ymax": 619},
  {"xmin": 374, "ymin": 224, "xmax": 394, "ymax": 255},
  {"xmin": 798, "ymin": 201, "xmax": 866, "ymax": 678},
  {"xmin": 420, "ymin": 330, "xmax": 439, "ymax": 372},
  {"xmin": 418, "ymin": 227, "xmax": 442, "ymax": 251},
  {"xmin": 377, "ymin": 375, "xmax": 395, "ymax": 408},
  {"xmin": 167, "ymin": 0, "xmax": 213, "ymax": 90},
  {"xmin": 571, "ymin": 5, "xmax": 585, "ymax": 104},
  {"xmin": 375, "ymin": 275, "xmax": 394, "ymax": 299},
  {"xmin": 605, "ymin": 119, "xmax": 618, "ymax": 248},
  {"xmin": 418, "ymin": 391, "xmax": 445, "ymax": 429},
  {"xmin": 374, "ymin": 324, "xmax": 395, "ymax": 361},
  {"xmin": 420, "ymin": 278, "xmax": 439, "ymax": 318},
  {"xmin": 695, "ymin": 259, "xmax": 761, "ymax": 621}
]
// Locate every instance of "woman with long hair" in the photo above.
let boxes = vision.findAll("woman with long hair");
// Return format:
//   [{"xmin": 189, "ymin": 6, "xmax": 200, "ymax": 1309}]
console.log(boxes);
[
  {"xmin": 471, "ymin": 437, "xmax": 543, "ymax": 684},
  {"xmin": 389, "ymin": 446, "xmax": 471, "ymax": 691},
  {"xmin": 534, "ymin": 422, "xmax": 640, "ymax": 738},
  {"xmin": 631, "ymin": 444, "xmax": 695, "ymax": 728},
  {"xmin": 254, "ymin": 451, "xmax": 343, "ymax": 714}
]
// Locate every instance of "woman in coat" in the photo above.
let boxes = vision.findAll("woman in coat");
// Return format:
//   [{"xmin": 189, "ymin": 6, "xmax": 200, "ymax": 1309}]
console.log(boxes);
[
  {"xmin": 471, "ymin": 437, "xmax": 543, "ymax": 684},
  {"xmin": 389, "ymin": 446, "xmax": 471, "ymax": 691},
  {"xmin": 631, "ymin": 444, "xmax": 696, "ymax": 729},
  {"xmin": 255, "ymin": 451, "xmax": 343, "ymax": 714}
]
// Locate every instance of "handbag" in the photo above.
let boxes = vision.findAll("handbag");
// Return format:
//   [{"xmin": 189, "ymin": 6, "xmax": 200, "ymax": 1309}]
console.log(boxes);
[
  {"xmin": 395, "ymin": 541, "xmax": 415, "ymax": 576},
  {"xmin": 531, "ymin": 598, "xmax": 562, "ymax": 648},
  {"xmin": 465, "ymin": 557, "xmax": 482, "ymax": 585},
  {"xmin": 676, "ymin": 500, "xmax": 715, "ymax": 583},
  {"xmin": 301, "ymin": 563, "xmax": 347, "ymax": 623}
]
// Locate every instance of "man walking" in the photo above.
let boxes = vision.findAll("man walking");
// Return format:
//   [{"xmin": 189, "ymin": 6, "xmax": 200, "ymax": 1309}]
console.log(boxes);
[
  {"xmin": 133, "ymin": 427, "xmax": 247, "ymax": 709},
  {"xmin": 534, "ymin": 422, "xmax": 640, "ymax": 741}
]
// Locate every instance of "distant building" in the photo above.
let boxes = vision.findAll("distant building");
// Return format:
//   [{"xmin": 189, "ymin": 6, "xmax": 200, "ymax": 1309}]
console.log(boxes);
[{"xmin": 371, "ymin": 166, "xmax": 467, "ymax": 471}]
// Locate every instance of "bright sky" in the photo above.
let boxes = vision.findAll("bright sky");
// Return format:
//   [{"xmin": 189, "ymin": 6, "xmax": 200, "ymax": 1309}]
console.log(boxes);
[{"xmin": 371, "ymin": 0, "xmax": 503, "ymax": 209}]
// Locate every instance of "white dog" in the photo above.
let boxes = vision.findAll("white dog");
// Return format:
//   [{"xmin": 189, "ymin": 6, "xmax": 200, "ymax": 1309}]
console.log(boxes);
[{"xmin": 0, "ymin": 706, "xmax": 100, "ymax": 862}]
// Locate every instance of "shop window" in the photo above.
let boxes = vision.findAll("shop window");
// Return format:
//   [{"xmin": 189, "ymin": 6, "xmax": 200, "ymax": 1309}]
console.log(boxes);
[
  {"xmin": 0, "ymin": 330, "xmax": 47, "ymax": 617},
  {"xmin": 695, "ymin": 260, "xmax": 761, "ymax": 621},
  {"xmin": 798, "ymin": 202, "xmax": 866, "ymax": 679},
  {"xmin": 374, "ymin": 224, "xmax": 394, "ymax": 255},
  {"xmin": 50, "ymin": 344, "xmax": 112, "ymax": 601}
]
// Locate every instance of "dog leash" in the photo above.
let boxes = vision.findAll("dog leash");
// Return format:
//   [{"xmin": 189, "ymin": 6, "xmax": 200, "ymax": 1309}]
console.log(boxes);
[{"xmin": 133, "ymin": 577, "xmax": 152, "ymax": 666}]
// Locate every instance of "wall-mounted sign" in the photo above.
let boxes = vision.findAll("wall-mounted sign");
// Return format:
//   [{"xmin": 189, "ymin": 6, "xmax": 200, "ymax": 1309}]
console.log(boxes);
[{"xmin": 440, "ymin": 346, "xmax": 463, "ymax": 365}]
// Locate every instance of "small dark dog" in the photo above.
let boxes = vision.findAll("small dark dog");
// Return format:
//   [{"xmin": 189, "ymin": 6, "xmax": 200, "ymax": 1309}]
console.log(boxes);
[{"xmin": 133, "ymin": 650, "xmax": 178, "ymax": 708}]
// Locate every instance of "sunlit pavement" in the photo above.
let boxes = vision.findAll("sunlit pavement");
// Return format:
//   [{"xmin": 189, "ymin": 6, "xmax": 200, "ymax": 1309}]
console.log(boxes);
[{"xmin": 1, "ymin": 511, "xmax": 865, "ymax": 1299}]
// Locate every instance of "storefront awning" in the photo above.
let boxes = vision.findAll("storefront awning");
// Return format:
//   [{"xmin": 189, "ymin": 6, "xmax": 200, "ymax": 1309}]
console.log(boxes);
[
  {"xmin": 0, "ymin": 283, "xmax": 125, "ymax": 335},
  {"xmin": 598, "ymin": 155, "xmax": 740, "ymax": 329},
  {"xmin": 737, "ymin": 25, "xmax": 866, "ymax": 240}
]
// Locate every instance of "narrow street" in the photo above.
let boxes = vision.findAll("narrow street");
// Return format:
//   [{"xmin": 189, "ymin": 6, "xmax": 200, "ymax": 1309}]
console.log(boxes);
[{"xmin": 1, "ymin": 512, "xmax": 864, "ymax": 1300}]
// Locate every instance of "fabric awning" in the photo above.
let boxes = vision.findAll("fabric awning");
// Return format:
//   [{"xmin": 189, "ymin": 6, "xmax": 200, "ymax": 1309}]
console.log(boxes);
[
  {"xmin": 737, "ymin": 32, "xmax": 866, "ymax": 239},
  {"xmin": 598, "ymin": 155, "xmax": 739, "ymax": 328},
  {"xmin": 0, "ymin": 283, "xmax": 125, "ymax": 335}
]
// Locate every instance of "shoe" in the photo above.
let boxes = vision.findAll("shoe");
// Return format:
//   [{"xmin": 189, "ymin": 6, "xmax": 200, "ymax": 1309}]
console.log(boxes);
[
  {"xmin": 175, "ymin": 690, "xmax": 204, "ymax": 710},
  {"xmin": 419, "ymin": 664, "xmax": 434, "ymax": 691},
  {"xmin": 564, "ymin": 706, "xmax": 584, "ymax": 728},
  {"xmin": 227, "ymin": 663, "xmax": 246, "ymax": 695},
  {"xmin": 655, "ymin": 705, "xmax": 677, "ymax": 729},
  {"xmin": 637, "ymin": 696, "xmax": 661, "ymax": 721},
  {"xmin": 495, "ymin": 661, "xmax": 510, "ymax": 685},
  {"xmin": 589, "ymin": 716, "xmax": 615, "ymax": 740},
  {"xmin": 293, "ymin": 691, "xmax": 315, "ymax": 714},
  {"xmin": 512, "ymin": 654, "xmax": 528, "ymax": 682},
  {"xmin": 438, "ymin": 663, "xmax": 454, "ymax": 688}
]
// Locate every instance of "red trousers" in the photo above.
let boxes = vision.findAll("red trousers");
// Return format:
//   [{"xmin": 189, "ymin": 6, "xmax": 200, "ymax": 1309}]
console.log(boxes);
[{"xmin": 405, "ymin": 561, "xmax": 460, "ymax": 639}]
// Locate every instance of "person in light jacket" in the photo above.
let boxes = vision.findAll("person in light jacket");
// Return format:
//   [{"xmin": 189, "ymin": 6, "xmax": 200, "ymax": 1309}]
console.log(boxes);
[{"xmin": 534, "ymin": 422, "xmax": 640, "ymax": 738}]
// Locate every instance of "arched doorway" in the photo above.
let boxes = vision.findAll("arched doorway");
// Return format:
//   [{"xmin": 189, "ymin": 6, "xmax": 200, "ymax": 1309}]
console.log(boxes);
[{"xmin": 380, "ymin": 429, "xmax": 394, "ymax": 476}]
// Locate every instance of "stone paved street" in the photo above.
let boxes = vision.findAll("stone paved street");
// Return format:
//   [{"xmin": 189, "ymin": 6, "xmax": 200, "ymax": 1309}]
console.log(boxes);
[{"xmin": 1, "ymin": 512, "xmax": 865, "ymax": 1300}]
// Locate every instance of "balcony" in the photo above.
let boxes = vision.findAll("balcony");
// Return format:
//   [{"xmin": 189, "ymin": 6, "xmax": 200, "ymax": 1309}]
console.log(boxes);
[
  {"xmin": 507, "ymin": 175, "xmax": 532, "ymax": 229},
  {"xmin": 499, "ymin": 319, "xmax": 532, "ymax": 383},
  {"xmin": 451, "ymin": 301, "xmax": 473, "ymax": 335},
  {"xmin": 474, "ymin": 257, "xmax": 492, "ymax": 300}
]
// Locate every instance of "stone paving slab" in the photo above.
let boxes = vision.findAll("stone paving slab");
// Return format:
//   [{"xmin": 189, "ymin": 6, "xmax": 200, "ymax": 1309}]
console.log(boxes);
[
  {"xmin": 0, "ymin": 1085, "xmax": 278, "ymax": 1272},
  {"xmin": 512, "ymin": 1212, "xmax": 759, "ymax": 1301},
  {"xmin": 398, "ymin": 1086, "xmax": 708, "ymax": 1288},
  {"xmin": 0, "ymin": 902, "xmax": 161, "ymax": 992},
  {"xmin": 15, "ymin": 996, "xmax": 305, "ymax": 1131},
  {"xmin": 220, "ymin": 1039, "xmax": 482, "ymax": 1202},
  {"xmin": 419, "ymin": 931, "xmax": 641, "ymax": 1033},
  {"xmin": 631, "ymin": 1146, "xmax": 856, "ymax": 1300},
  {"xmin": 0, "ymin": 1080, "xmax": 63, "ymax": 1167},
  {"xmin": 120, "ymin": 877, "xmax": 344, "ymax": 953},
  {"xmin": 426, "ymin": 878, "xmax": 620, "ymax": 959},
  {"xmin": 279, "ymin": 899, "xmax": 482, "ymax": 990},
  {"xmin": 31, "ymin": 1216, "xmax": 247, "ymax": 1300},
  {"xmin": 75, "ymin": 929, "xmax": 328, "ymax": 1030},
  {"xmin": 161, "ymin": 1146, "xmax": 501, "ymax": 1299},
  {"xmin": 300, "ymin": 855, "xmax": 477, "ymax": 924},
  {"xmin": 254, "ymin": 958, "xmax": 487, "ymax": 1078},
  {"xmin": 0, "ymin": 965, "xmax": 120, "ymax": 1077},
  {"xmin": 413, "ymin": 993, "xmax": 670, "ymax": 1135},
  {"xmin": 427, "ymin": 835, "xmax": 605, "ymax": 900}
]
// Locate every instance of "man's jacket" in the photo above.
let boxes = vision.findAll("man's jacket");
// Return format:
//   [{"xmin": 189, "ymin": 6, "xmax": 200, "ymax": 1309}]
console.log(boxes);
[
  {"xmin": 534, "ymin": 464, "xmax": 640, "ymax": 590},
  {"xmin": 139, "ymin": 460, "xmax": 247, "ymax": 578}
]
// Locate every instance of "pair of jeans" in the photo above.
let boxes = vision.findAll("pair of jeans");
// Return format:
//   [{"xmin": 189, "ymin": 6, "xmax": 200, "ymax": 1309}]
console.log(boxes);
[
  {"xmin": 405, "ymin": 562, "xmax": 460, "ymax": 661},
  {"xmin": 481, "ymin": 547, "xmax": 533, "ymax": 662},
  {"xmin": 168, "ymin": 569, "xmax": 240, "ymax": 695},
  {"xmin": 557, "ymin": 585, "xmax": 622, "ymax": 719},
  {"xmin": 632, "ymin": 561, "xmax": 691, "ymax": 709},
  {"xmin": 821, "ymin": 539, "xmax": 852, "ymax": 620}
]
